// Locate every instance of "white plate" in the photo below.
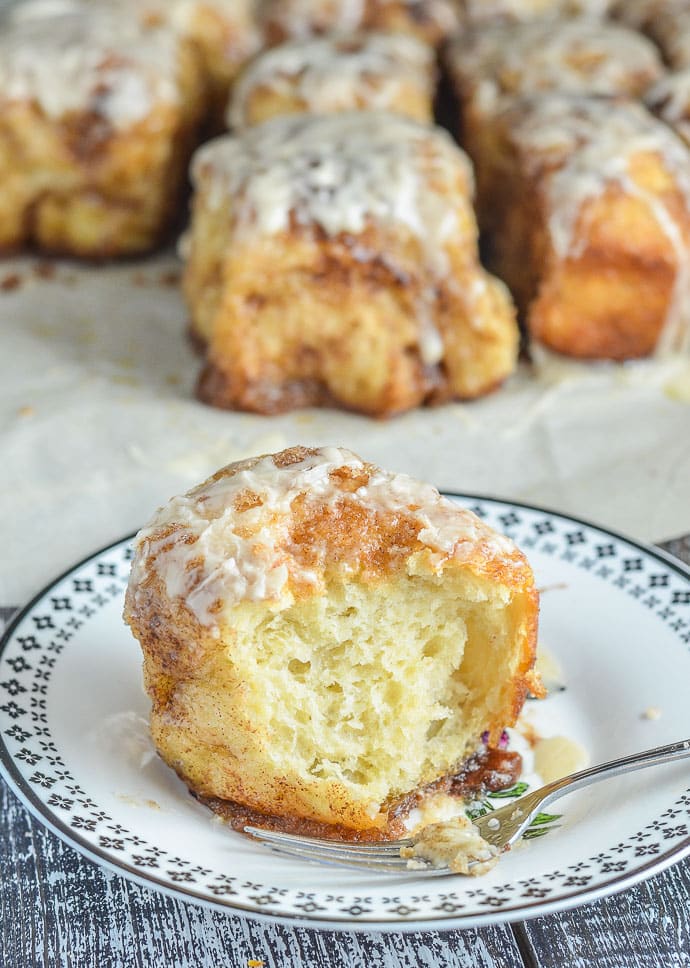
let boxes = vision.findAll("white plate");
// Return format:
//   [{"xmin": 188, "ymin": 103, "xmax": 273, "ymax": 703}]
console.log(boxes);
[{"xmin": 1, "ymin": 496, "xmax": 689, "ymax": 932}]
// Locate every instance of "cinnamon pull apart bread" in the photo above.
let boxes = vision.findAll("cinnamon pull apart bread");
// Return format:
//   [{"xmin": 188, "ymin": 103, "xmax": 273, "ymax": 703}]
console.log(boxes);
[
  {"xmin": 466, "ymin": 95, "xmax": 690, "ymax": 359},
  {"xmin": 11, "ymin": 0, "xmax": 262, "ymax": 127},
  {"xmin": 162, "ymin": 0, "xmax": 261, "ymax": 122},
  {"xmin": 647, "ymin": 70, "xmax": 690, "ymax": 150},
  {"xmin": 227, "ymin": 32, "xmax": 436, "ymax": 130},
  {"xmin": 0, "ymin": 9, "xmax": 205, "ymax": 258},
  {"xmin": 124, "ymin": 445, "xmax": 541, "ymax": 837},
  {"xmin": 446, "ymin": 17, "xmax": 663, "ymax": 152},
  {"xmin": 609, "ymin": 0, "xmax": 669, "ymax": 31},
  {"xmin": 456, "ymin": 0, "xmax": 612, "ymax": 24},
  {"xmin": 643, "ymin": 5, "xmax": 690, "ymax": 71},
  {"xmin": 259, "ymin": 0, "xmax": 459, "ymax": 48},
  {"xmin": 182, "ymin": 111, "xmax": 519, "ymax": 416}
]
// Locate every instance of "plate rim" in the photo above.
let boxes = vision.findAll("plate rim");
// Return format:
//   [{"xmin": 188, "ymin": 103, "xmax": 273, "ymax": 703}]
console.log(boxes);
[{"xmin": 1, "ymin": 492, "xmax": 689, "ymax": 932}]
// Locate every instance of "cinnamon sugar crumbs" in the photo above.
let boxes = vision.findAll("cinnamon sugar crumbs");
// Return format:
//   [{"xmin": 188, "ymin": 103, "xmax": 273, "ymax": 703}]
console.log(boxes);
[{"xmin": 1, "ymin": 273, "xmax": 22, "ymax": 292}]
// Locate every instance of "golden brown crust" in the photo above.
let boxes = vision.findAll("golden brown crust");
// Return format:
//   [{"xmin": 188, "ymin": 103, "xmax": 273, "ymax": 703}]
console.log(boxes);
[
  {"xmin": 459, "ymin": 96, "xmax": 690, "ymax": 359},
  {"xmin": 197, "ymin": 746, "xmax": 523, "ymax": 840},
  {"xmin": 0, "ymin": 38, "xmax": 205, "ymax": 259}
]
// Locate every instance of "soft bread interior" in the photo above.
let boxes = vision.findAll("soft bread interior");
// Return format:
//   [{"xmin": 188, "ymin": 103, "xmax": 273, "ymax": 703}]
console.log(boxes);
[{"xmin": 149, "ymin": 569, "xmax": 531, "ymax": 831}]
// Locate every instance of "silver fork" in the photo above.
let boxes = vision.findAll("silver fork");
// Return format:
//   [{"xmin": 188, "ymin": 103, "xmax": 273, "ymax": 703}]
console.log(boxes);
[{"xmin": 245, "ymin": 738, "xmax": 690, "ymax": 875}]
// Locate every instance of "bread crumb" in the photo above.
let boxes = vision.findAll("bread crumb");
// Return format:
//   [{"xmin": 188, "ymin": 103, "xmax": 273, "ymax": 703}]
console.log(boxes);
[
  {"xmin": 642, "ymin": 706, "xmax": 662, "ymax": 720},
  {"xmin": 17, "ymin": 405, "xmax": 34, "ymax": 418},
  {"xmin": 401, "ymin": 816, "xmax": 500, "ymax": 875},
  {"xmin": 1, "ymin": 273, "xmax": 22, "ymax": 292}
]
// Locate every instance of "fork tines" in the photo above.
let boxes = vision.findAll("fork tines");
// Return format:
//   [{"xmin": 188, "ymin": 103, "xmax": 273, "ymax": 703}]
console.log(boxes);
[{"xmin": 243, "ymin": 826, "xmax": 451, "ymax": 875}]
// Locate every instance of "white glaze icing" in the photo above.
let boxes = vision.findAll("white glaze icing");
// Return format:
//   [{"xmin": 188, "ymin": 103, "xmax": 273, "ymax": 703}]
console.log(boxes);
[
  {"xmin": 10, "ymin": 0, "xmax": 260, "ymax": 61},
  {"xmin": 129, "ymin": 447, "xmax": 520, "ymax": 626},
  {"xmin": 0, "ymin": 10, "xmax": 182, "ymax": 125},
  {"xmin": 449, "ymin": 18, "xmax": 662, "ymax": 115},
  {"xmin": 190, "ymin": 111, "xmax": 470, "ymax": 273},
  {"xmin": 228, "ymin": 31, "xmax": 433, "ymax": 129},
  {"xmin": 507, "ymin": 96, "xmax": 690, "ymax": 354}
]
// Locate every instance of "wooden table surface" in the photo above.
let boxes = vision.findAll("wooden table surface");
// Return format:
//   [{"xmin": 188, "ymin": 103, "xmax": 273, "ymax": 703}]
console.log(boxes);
[{"xmin": 2, "ymin": 536, "xmax": 689, "ymax": 968}]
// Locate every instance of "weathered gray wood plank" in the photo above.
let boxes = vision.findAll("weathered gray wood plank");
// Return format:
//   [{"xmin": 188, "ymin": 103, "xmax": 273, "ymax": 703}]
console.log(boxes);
[
  {"xmin": 0, "ymin": 779, "xmax": 525, "ymax": 968},
  {"xmin": 515, "ymin": 859, "xmax": 690, "ymax": 968}
]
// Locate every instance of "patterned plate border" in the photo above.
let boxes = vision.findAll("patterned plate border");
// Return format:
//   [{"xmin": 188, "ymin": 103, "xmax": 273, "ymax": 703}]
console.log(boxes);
[{"xmin": 0, "ymin": 494, "xmax": 689, "ymax": 932}]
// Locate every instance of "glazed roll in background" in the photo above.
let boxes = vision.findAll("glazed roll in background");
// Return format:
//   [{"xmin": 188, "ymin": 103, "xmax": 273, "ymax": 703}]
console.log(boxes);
[{"xmin": 182, "ymin": 111, "xmax": 519, "ymax": 417}]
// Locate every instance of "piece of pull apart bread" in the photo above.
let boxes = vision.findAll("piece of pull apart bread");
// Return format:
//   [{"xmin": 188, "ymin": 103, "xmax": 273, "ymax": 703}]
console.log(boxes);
[
  {"xmin": 456, "ymin": 0, "xmax": 612, "ymax": 23},
  {"xmin": 11, "ymin": 0, "xmax": 262, "ymax": 131},
  {"xmin": 446, "ymin": 17, "xmax": 663, "ymax": 147},
  {"xmin": 0, "ymin": 8, "xmax": 206, "ymax": 258},
  {"xmin": 182, "ymin": 112, "xmax": 519, "ymax": 416},
  {"xmin": 259, "ymin": 0, "xmax": 459, "ymax": 48},
  {"xmin": 227, "ymin": 32, "xmax": 437, "ymax": 130},
  {"xmin": 456, "ymin": 94, "xmax": 690, "ymax": 360},
  {"xmin": 124, "ymin": 446, "xmax": 541, "ymax": 839}
]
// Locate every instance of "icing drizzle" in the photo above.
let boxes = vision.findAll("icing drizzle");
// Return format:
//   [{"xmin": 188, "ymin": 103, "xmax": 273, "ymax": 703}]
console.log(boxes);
[
  {"xmin": 191, "ymin": 111, "xmax": 470, "ymax": 270},
  {"xmin": 0, "ymin": 9, "xmax": 182, "ymax": 125},
  {"xmin": 129, "ymin": 447, "xmax": 521, "ymax": 627},
  {"xmin": 228, "ymin": 31, "xmax": 434, "ymax": 129},
  {"xmin": 449, "ymin": 17, "xmax": 662, "ymax": 114}
]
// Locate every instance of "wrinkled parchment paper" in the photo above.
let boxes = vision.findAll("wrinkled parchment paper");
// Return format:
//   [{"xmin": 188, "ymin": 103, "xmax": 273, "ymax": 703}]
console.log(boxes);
[{"xmin": 2, "ymin": 252, "xmax": 689, "ymax": 605}]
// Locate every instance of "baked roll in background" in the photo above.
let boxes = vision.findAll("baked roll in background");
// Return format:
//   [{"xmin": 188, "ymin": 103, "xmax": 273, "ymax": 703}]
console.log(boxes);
[
  {"xmin": 11, "ymin": 0, "xmax": 262, "ymax": 129},
  {"xmin": 643, "ymin": 4, "xmax": 690, "ymax": 70},
  {"xmin": 446, "ymin": 17, "xmax": 663, "ymax": 154},
  {"xmin": 259, "ymin": 0, "xmax": 459, "ymax": 48},
  {"xmin": 0, "ymin": 9, "xmax": 206, "ymax": 258},
  {"xmin": 609, "ymin": 0, "xmax": 670, "ymax": 31},
  {"xmin": 124, "ymin": 445, "xmax": 541, "ymax": 837},
  {"xmin": 160, "ymin": 0, "xmax": 262, "ymax": 126},
  {"xmin": 182, "ymin": 111, "xmax": 519, "ymax": 417},
  {"xmin": 647, "ymin": 70, "xmax": 690, "ymax": 150},
  {"xmin": 227, "ymin": 32, "xmax": 436, "ymax": 130},
  {"xmin": 469, "ymin": 95, "xmax": 690, "ymax": 359},
  {"xmin": 456, "ymin": 0, "xmax": 612, "ymax": 24}
]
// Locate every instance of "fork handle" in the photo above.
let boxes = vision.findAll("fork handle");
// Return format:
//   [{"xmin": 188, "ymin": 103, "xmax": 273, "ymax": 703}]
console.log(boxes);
[{"xmin": 532, "ymin": 738, "xmax": 690, "ymax": 811}]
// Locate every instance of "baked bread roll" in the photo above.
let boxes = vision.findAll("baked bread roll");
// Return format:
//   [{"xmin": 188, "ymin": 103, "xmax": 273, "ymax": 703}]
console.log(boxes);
[
  {"xmin": 463, "ymin": 94, "xmax": 690, "ymax": 359},
  {"xmin": 0, "ymin": 9, "xmax": 205, "ymax": 258},
  {"xmin": 644, "ymin": 5, "xmax": 690, "ymax": 70},
  {"xmin": 124, "ymin": 446, "xmax": 541, "ymax": 837},
  {"xmin": 446, "ymin": 17, "xmax": 663, "ymax": 153},
  {"xmin": 182, "ymin": 111, "xmax": 519, "ymax": 417},
  {"xmin": 647, "ymin": 70, "xmax": 690, "ymax": 149},
  {"xmin": 259, "ymin": 0, "xmax": 459, "ymax": 48},
  {"xmin": 457, "ymin": 0, "xmax": 612, "ymax": 24},
  {"xmin": 227, "ymin": 32, "xmax": 436, "ymax": 130},
  {"xmin": 11, "ymin": 0, "xmax": 262, "ymax": 129},
  {"xmin": 160, "ymin": 0, "xmax": 262, "ymax": 125},
  {"xmin": 609, "ymin": 0, "xmax": 668, "ymax": 31}
]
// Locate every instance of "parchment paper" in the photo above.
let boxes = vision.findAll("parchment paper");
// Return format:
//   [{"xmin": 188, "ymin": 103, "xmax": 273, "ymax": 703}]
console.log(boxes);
[{"xmin": 1, "ymin": 252, "xmax": 689, "ymax": 606}]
